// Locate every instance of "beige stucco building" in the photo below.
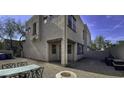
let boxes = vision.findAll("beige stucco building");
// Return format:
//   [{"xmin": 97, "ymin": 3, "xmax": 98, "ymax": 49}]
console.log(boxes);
[{"xmin": 23, "ymin": 15, "xmax": 91, "ymax": 66}]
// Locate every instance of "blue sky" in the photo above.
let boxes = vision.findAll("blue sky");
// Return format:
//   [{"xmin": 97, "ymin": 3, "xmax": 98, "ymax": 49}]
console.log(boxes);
[
  {"xmin": 0, "ymin": 15, "xmax": 124, "ymax": 43},
  {"xmin": 81, "ymin": 15, "xmax": 124, "ymax": 43}
]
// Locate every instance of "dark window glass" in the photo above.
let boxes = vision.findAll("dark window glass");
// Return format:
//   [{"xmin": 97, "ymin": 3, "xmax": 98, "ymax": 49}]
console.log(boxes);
[
  {"xmin": 33, "ymin": 23, "xmax": 37, "ymax": 35},
  {"xmin": 73, "ymin": 19, "xmax": 76, "ymax": 32},
  {"xmin": 68, "ymin": 15, "xmax": 72, "ymax": 28},
  {"xmin": 68, "ymin": 44, "xmax": 72, "ymax": 54},
  {"xmin": 77, "ymin": 43, "xmax": 83, "ymax": 55},
  {"xmin": 52, "ymin": 45, "xmax": 56, "ymax": 54},
  {"xmin": 68, "ymin": 15, "xmax": 76, "ymax": 32}
]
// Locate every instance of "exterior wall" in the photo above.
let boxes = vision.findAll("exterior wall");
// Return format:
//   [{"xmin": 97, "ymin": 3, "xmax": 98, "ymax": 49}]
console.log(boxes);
[
  {"xmin": 86, "ymin": 29, "xmax": 91, "ymax": 47},
  {"xmin": 23, "ymin": 15, "xmax": 91, "ymax": 64},
  {"xmin": 66, "ymin": 16, "xmax": 84, "ymax": 44},
  {"xmin": 85, "ymin": 44, "xmax": 124, "ymax": 60},
  {"xmin": 66, "ymin": 15, "xmax": 85, "ymax": 61},
  {"xmin": 84, "ymin": 24, "xmax": 91, "ymax": 46},
  {"xmin": 23, "ymin": 15, "xmax": 65, "ymax": 61},
  {"xmin": 110, "ymin": 44, "xmax": 124, "ymax": 60},
  {"xmin": 83, "ymin": 24, "xmax": 91, "ymax": 55},
  {"xmin": 49, "ymin": 42, "xmax": 61, "ymax": 61}
]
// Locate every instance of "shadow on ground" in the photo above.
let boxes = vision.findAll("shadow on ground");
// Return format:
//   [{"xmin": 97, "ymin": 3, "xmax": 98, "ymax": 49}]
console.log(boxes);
[{"xmin": 67, "ymin": 58, "xmax": 124, "ymax": 77}]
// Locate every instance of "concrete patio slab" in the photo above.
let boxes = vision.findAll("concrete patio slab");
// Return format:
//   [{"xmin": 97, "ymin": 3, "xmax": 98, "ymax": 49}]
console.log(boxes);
[
  {"xmin": 0, "ymin": 58, "xmax": 123, "ymax": 78},
  {"xmin": 0, "ymin": 58, "xmax": 120, "ymax": 78}
]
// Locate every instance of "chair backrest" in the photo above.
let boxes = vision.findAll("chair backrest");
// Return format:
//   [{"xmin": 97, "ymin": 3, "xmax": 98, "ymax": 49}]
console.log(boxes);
[
  {"xmin": 2, "ymin": 63, "xmax": 16, "ymax": 69},
  {"xmin": 30, "ymin": 67, "xmax": 44, "ymax": 78},
  {"xmin": 17, "ymin": 62, "xmax": 28, "ymax": 67},
  {"xmin": 1, "ymin": 62, "xmax": 28, "ymax": 69},
  {"xmin": 36, "ymin": 67, "xmax": 44, "ymax": 78}
]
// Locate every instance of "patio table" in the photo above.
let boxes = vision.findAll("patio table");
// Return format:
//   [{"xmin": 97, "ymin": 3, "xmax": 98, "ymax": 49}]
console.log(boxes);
[{"xmin": 0, "ymin": 64, "xmax": 41, "ymax": 78}]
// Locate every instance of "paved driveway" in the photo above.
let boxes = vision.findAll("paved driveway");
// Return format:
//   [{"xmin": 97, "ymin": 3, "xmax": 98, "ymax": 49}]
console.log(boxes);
[{"xmin": 69, "ymin": 58, "xmax": 124, "ymax": 77}]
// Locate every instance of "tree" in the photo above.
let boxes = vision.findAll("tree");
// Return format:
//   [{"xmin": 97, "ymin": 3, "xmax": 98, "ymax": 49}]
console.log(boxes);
[
  {"xmin": 94, "ymin": 36, "xmax": 105, "ymax": 50},
  {"xmin": 91, "ymin": 35, "xmax": 113, "ymax": 51},
  {"xmin": 91, "ymin": 41, "xmax": 97, "ymax": 50},
  {"xmin": 4, "ymin": 18, "xmax": 17, "ymax": 50},
  {"xmin": 0, "ymin": 19, "xmax": 5, "ymax": 40},
  {"xmin": 16, "ymin": 21, "xmax": 26, "ymax": 56},
  {"xmin": 104, "ymin": 40, "xmax": 112, "ymax": 48}
]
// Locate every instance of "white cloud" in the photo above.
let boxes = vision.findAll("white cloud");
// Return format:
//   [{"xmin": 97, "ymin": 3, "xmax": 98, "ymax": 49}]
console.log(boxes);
[
  {"xmin": 111, "ymin": 20, "xmax": 124, "ymax": 31},
  {"xmin": 88, "ymin": 23, "xmax": 95, "ymax": 27}
]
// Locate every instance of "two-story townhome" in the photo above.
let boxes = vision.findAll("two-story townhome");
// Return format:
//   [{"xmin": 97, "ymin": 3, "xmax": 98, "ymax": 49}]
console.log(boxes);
[
  {"xmin": 83, "ymin": 24, "xmax": 91, "ymax": 52},
  {"xmin": 23, "ymin": 15, "xmax": 91, "ymax": 66}
]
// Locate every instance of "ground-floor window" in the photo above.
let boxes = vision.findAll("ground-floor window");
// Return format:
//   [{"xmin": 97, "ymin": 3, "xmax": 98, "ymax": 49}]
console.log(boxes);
[
  {"xmin": 52, "ymin": 44, "xmax": 56, "ymax": 54},
  {"xmin": 77, "ymin": 43, "xmax": 83, "ymax": 55}
]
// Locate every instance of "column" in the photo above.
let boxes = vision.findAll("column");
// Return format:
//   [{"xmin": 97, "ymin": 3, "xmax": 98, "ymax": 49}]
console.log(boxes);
[
  {"xmin": 74, "ymin": 43, "xmax": 77, "ymax": 62},
  {"xmin": 61, "ymin": 39, "xmax": 68, "ymax": 66}
]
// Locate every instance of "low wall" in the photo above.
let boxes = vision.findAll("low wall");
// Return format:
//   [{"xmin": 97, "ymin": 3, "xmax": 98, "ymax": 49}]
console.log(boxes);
[
  {"xmin": 110, "ymin": 45, "xmax": 124, "ymax": 60},
  {"xmin": 0, "ymin": 50, "xmax": 13, "ymax": 55},
  {"xmin": 84, "ymin": 50, "xmax": 109, "ymax": 60}
]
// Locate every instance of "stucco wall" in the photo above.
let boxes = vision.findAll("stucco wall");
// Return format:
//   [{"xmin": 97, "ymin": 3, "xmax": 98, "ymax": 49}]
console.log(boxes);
[
  {"xmin": 23, "ymin": 15, "xmax": 91, "ymax": 62},
  {"xmin": 83, "ymin": 24, "xmax": 91, "ymax": 47},
  {"xmin": 66, "ymin": 16, "xmax": 85, "ymax": 61},
  {"xmin": 110, "ymin": 45, "xmax": 124, "ymax": 60},
  {"xmin": 66, "ymin": 15, "xmax": 84, "ymax": 44},
  {"xmin": 23, "ymin": 15, "xmax": 65, "ymax": 61}
]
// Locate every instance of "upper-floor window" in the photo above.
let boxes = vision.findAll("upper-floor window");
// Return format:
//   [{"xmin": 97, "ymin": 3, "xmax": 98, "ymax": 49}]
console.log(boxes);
[
  {"xmin": 33, "ymin": 23, "xmax": 37, "ymax": 35},
  {"xmin": 68, "ymin": 15, "xmax": 76, "ymax": 32}
]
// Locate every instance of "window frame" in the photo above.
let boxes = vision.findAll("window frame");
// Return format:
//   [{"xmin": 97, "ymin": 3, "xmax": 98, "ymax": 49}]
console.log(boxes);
[
  {"xmin": 68, "ymin": 15, "xmax": 76, "ymax": 32},
  {"xmin": 52, "ymin": 44, "xmax": 57, "ymax": 54}
]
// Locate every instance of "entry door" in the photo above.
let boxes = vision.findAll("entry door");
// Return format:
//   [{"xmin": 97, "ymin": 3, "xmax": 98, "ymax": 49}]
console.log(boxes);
[{"xmin": 50, "ymin": 43, "xmax": 61, "ymax": 62}]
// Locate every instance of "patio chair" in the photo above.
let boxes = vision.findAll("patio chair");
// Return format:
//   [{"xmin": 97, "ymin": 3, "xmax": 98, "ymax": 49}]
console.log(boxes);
[
  {"xmin": 36, "ymin": 67, "xmax": 44, "ymax": 78},
  {"xmin": 16, "ymin": 62, "xmax": 28, "ymax": 67},
  {"xmin": 2, "ymin": 63, "xmax": 16, "ymax": 69},
  {"xmin": 16, "ymin": 62, "xmax": 28, "ymax": 78},
  {"xmin": 29, "ymin": 67, "xmax": 44, "ymax": 78}
]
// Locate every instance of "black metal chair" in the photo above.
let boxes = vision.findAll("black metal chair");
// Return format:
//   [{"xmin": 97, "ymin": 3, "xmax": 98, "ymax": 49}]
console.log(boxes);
[
  {"xmin": 2, "ymin": 63, "xmax": 16, "ymax": 69},
  {"xmin": 29, "ymin": 67, "xmax": 44, "ymax": 78},
  {"xmin": 17, "ymin": 62, "xmax": 28, "ymax": 67}
]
